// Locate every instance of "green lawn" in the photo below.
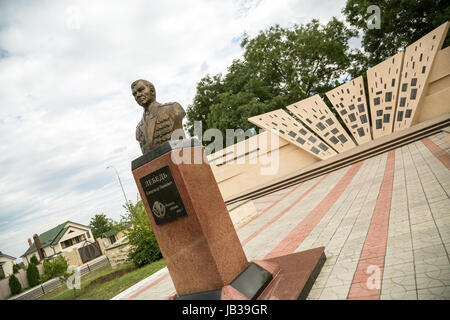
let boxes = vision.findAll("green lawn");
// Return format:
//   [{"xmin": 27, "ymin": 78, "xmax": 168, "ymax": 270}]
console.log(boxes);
[
  {"xmin": 36, "ymin": 264, "xmax": 115, "ymax": 300},
  {"xmin": 39, "ymin": 259, "xmax": 166, "ymax": 300}
]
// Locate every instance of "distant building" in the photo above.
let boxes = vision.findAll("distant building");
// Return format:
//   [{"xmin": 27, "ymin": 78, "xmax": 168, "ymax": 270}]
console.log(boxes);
[
  {"xmin": 101, "ymin": 227, "xmax": 129, "ymax": 248},
  {"xmin": 20, "ymin": 221, "xmax": 95, "ymax": 266},
  {"xmin": 0, "ymin": 251, "xmax": 16, "ymax": 278},
  {"xmin": 100, "ymin": 228, "xmax": 130, "ymax": 268}
]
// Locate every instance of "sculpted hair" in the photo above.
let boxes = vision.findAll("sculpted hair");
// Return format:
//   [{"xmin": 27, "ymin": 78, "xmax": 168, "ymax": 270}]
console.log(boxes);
[{"xmin": 131, "ymin": 79, "xmax": 156, "ymax": 99}]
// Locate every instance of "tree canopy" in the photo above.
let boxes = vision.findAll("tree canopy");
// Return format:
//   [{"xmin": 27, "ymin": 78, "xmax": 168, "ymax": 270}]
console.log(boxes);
[
  {"xmin": 26, "ymin": 261, "xmax": 40, "ymax": 287},
  {"xmin": 88, "ymin": 213, "xmax": 119, "ymax": 239},
  {"xmin": 9, "ymin": 274, "xmax": 22, "ymax": 295},
  {"xmin": 343, "ymin": 0, "xmax": 450, "ymax": 67},
  {"xmin": 185, "ymin": 2, "xmax": 448, "ymax": 151},
  {"xmin": 41, "ymin": 255, "xmax": 69, "ymax": 282},
  {"xmin": 185, "ymin": 18, "xmax": 361, "ymax": 148},
  {"xmin": 121, "ymin": 200, "xmax": 161, "ymax": 267}
]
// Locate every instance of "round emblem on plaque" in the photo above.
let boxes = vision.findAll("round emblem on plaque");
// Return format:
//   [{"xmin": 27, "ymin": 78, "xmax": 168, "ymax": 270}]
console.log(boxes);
[{"xmin": 152, "ymin": 201, "xmax": 166, "ymax": 219}]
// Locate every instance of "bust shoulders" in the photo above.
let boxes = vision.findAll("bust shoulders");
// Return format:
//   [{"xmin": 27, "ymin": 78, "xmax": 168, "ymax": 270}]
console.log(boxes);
[
  {"xmin": 152, "ymin": 102, "xmax": 185, "ymax": 119},
  {"xmin": 159, "ymin": 101, "xmax": 181, "ymax": 110}
]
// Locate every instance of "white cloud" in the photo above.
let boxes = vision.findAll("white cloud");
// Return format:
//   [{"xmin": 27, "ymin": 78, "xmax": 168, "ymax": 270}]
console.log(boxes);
[{"xmin": 0, "ymin": 0, "xmax": 347, "ymax": 260}]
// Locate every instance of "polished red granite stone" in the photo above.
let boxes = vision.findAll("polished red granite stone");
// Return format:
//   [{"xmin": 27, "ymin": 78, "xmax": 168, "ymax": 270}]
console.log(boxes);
[
  {"xmin": 257, "ymin": 247, "xmax": 326, "ymax": 300},
  {"xmin": 132, "ymin": 146, "xmax": 248, "ymax": 296}
]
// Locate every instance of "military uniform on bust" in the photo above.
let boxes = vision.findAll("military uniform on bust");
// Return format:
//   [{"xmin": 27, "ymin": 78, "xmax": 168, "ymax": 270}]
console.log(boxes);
[
  {"xmin": 131, "ymin": 79, "xmax": 186, "ymax": 154},
  {"xmin": 136, "ymin": 101, "xmax": 185, "ymax": 153}
]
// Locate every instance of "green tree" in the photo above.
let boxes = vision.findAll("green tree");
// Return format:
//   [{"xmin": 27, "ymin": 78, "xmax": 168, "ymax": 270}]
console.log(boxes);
[
  {"xmin": 41, "ymin": 255, "xmax": 69, "ymax": 282},
  {"xmin": 185, "ymin": 74, "xmax": 224, "ymax": 138},
  {"xmin": 121, "ymin": 200, "xmax": 161, "ymax": 267},
  {"xmin": 12, "ymin": 263, "xmax": 21, "ymax": 274},
  {"xmin": 26, "ymin": 261, "xmax": 40, "ymax": 287},
  {"xmin": 343, "ymin": 0, "xmax": 450, "ymax": 67},
  {"xmin": 29, "ymin": 255, "xmax": 39, "ymax": 265},
  {"xmin": 186, "ymin": 18, "xmax": 361, "ymax": 148},
  {"xmin": 89, "ymin": 213, "xmax": 117, "ymax": 239},
  {"xmin": 9, "ymin": 274, "xmax": 22, "ymax": 295}
]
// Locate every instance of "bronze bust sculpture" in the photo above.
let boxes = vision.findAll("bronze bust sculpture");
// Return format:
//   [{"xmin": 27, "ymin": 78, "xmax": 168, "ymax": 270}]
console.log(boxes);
[{"xmin": 132, "ymin": 79, "xmax": 186, "ymax": 154}]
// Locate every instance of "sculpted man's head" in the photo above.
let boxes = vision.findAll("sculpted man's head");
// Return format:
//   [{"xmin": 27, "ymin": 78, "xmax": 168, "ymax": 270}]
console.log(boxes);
[
  {"xmin": 133, "ymin": 79, "xmax": 186, "ymax": 154},
  {"xmin": 131, "ymin": 79, "xmax": 156, "ymax": 107}
]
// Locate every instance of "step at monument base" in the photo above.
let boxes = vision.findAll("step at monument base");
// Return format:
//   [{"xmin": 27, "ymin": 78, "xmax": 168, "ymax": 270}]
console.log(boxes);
[{"xmin": 170, "ymin": 247, "xmax": 326, "ymax": 300}]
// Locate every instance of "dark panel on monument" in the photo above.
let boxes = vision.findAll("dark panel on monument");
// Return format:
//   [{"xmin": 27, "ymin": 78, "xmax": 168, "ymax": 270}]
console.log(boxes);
[
  {"xmin": 230, "ymin": 263, "xmax": 273, "ymax": 299},
  {"xmin": 139, "ymin": 165, "xmax": 187, "ymax": 225}
]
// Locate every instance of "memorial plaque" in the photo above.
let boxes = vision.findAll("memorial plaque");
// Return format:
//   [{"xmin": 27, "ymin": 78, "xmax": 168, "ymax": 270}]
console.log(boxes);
[{"xmin": 139, "ymin": 165, "xmax": 187, "ymax": 225}]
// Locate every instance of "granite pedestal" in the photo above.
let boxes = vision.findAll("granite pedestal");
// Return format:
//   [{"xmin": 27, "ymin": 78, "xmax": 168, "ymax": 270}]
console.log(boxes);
[{"xmin": 131, "ymin": 139, "xmax": 326, "ymax": 299}]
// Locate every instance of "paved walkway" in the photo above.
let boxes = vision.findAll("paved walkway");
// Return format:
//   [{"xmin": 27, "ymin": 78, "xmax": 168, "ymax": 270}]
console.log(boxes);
[{"xmin": 113, "ymin": 131, "xmax": 450, "ymax": 300}]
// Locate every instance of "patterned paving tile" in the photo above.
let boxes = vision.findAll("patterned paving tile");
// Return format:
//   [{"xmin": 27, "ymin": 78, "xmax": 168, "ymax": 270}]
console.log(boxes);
[
  {"xmin": 417, "ymin": 286, "xmax": 450, "ymax": 300},
  {"xmin": 381, "ymin": 274, "xmax": 417, "ymax": 293},
  {"xmin": 383, "ymin": 262, "xmax": 415, "ymax": 279},
  {"xmin": 414, "ymin": 244, "xmax": 448, "ymax": 261},
  {"xmin": 384, "ymin": 250, "xmax": 414, "ymax": 267},
  {"xmin": 380, "ymin": 290, "xmax": 417, "ymax": 300},
  {"xmin": 306, "ymin": 287, "xmax": 324, "ymax": 300},
  {"xmin": 415, "ymin": 256, "xmax": 450, "ymax": 289},
  {"xmin": 319, "ymin": 284, "xmax": 351, "ymax": 300}
]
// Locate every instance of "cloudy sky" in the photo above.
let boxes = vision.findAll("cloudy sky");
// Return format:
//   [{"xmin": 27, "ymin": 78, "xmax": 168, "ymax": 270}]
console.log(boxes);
[{"xmin": 0, "ymin": 0, "xmax": 350, "ymax": 261}]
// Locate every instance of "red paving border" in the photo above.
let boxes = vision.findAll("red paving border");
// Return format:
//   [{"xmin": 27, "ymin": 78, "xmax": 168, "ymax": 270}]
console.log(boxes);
[
  {"xmin": 242, "ymin": 174, "xmax": 329, "ymax": 247},
  {"xmin": 265, "ymin": 161, "xmax": 364, "ymax": 259},
  {"xmin": 347, "ymin": 150, "xmax": 395, "ymax": 300},
  {"xmin": 422, "ymin": 137, "xmax": 450, "ymax": 169}
]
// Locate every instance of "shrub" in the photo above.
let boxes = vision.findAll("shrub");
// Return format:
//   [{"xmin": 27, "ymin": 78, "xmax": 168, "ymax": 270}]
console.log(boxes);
[
  {"xmin": 13, "ymin": 263, "xmax": 21, "ymax": 274},
  {"xmin": 26, "ymin": 262, "xmax": 40, "ymax": 287},
  {"xmin": 9, "ymin": 274, "xmax": 22, "ymax": 295},
  {"xmin": 30, "ymin": 255, "xmax": 39, "ymax": 265},
  {"xmin": 122, "ymin": 200, "xmax": 162, "ymax": 267},
  {"xmin": 128, "ymin": 234, "xmax": 161, "ymax": 267},
  {"xmin": 41, "ymin": 255, "xmax": 68, "ymax": 282}
]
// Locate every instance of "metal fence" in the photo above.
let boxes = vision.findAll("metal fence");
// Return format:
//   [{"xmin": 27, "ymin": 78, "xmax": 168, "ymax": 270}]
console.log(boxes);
[{"xmin": 9, "ymin": 256, "xmax": 110, "ymax": 300}]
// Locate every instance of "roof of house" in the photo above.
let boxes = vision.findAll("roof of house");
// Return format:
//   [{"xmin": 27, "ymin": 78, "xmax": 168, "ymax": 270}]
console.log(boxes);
[
  {"xmin": 102, "ymin": 229, "xmax": 118, "ymax": 238},
  {"xmin": 0, "ymin": 251, "xmax": 16, "ymax": 260},
  {"xmin": 21, "ymin": 221, "xmax": 90, "ymax": 257}
]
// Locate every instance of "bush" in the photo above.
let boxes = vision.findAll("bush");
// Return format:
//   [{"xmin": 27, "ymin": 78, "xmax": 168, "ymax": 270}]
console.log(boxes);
[
  {"xmin": 26, "ymin": 262, "xmax": 40, "ymax": 287},
  {"xmin": 30, "ymin": 255, "xmax": 39, "ymax": 265},
  {"xmin": 9, "ymin": 274, "xmax": 22, "ymax": 295},
  {"xmin": 13, "ymin": 263, "xmax": 21, "ymax": 274},
  {"xmin": 122, "ymin": 200, "xmax": 162, "ymax": 267},
  {"xmin": 41, "ymin": 255, "xmax": 68, "ymax": 282},
  {"xmin": 128, "ymin": 234, "xmax": 161, "ymax": 267}
]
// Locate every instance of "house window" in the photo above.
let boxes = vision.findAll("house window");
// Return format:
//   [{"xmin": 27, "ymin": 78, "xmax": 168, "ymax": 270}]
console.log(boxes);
[
  {"xmin": 0, "ymin": 265, "xmax": 5, "ymax": 279},
  {"xmin": 61, "ymin": 233, "xmax": 88, "ymax": 249},
  {"xmin": 61, "ymin": 238, "xmax": 73, "ymax": 249},
  {"xmin": 86, "ymin": 232, "xmax": 91, "ymax": 239},
  {"xmin": 109, "ymin": 235, "xmax": 117, "ymax": 244}
]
